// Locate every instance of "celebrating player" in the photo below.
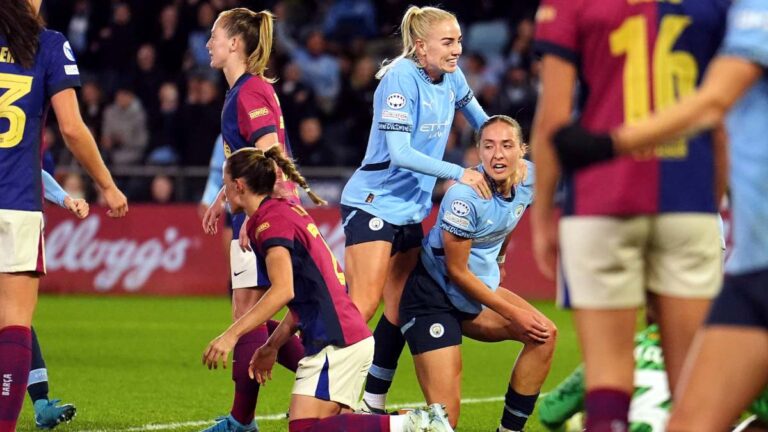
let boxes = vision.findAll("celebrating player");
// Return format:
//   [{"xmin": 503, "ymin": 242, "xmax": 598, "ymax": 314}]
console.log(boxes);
[
  {"xmin": 202, "ymin": 147, "xmax": 453, "ymax": 432},
  {"xmin": 549, "ymin": 0, "xmax": 768, "ymax": 429},
  {"xmin": 200, "ymin": 9, "xmax": 306, "ymax": 432},
  {"xmin": 0, "ymin": 1, "xmax": 127, "ymax": 429},
  {"xmin": 530, "ymin": 1, "xmax": 728, "ymax": 429},
  {"xmin": 339, "ymin": 5, "xmax": 491, "ymax": 412},
  {"xmin": 398, "ymin": 116, "xmax": 555, "ymax": 431}
]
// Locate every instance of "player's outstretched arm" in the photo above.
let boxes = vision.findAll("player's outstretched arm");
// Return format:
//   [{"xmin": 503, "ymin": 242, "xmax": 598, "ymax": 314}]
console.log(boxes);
[
  {"xmin": 202, "ymin": 246, "xmax": 295, "ymax": 370},
  {"xmin": 51, "ymin": 88, "xmax": 127, "ymax": 217},
  {"xmin": 42, "ymin": 170, "xmax": 89, "ymax": 219}
]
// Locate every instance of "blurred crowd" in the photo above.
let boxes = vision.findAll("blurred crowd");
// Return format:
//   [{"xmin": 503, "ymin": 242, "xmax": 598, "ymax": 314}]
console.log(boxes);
[{"xmin": 42, "ymin": 0, "xmax": 540, "ymax": 202}]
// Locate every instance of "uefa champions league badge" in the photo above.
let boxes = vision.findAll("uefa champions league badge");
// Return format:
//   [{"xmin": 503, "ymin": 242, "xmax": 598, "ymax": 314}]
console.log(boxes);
[
  {"xmin": 63, "ymin": 41, "xmax": 75, "ymax": 61},
  {"xmin": 429, "ymin": 323, "xmax": 445, "ymax": 338},
  {"xmin": 450, "ymin": 200, "xmax": 470, "ymax": 217},
  {"xmin": 386, "ymin": 93, "xmax": 406, "ymax": 110}
]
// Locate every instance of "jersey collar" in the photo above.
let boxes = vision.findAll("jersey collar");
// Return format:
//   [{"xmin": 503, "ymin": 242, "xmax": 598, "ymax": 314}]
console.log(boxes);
[{"xmin": 415, "ymin": 63, "xmax": 444, "ymax": 85}]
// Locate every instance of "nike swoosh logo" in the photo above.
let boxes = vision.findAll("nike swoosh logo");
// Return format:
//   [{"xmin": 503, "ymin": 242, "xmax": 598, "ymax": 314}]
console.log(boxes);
[{"xmin": 233, "ymin": 270, "xmax": 248, "ymax": 277}]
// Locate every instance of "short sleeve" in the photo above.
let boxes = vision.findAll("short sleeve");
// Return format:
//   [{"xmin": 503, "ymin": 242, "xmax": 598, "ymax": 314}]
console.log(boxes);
[
  {"xmin": 451, "ymin": 67, "xmax": 474, "ymax": 110},
  {"xmin": 720, "ymin": 0, "xmax": 768, "ymax": 68},
  {"xmin": 439, "ymin": 186, "xmax": 479, "ymax": 239},
  {"xmin": 41, "ymin": 31, "xmax": 81, "ymax": 98},
  {"xmin": 251, "ymin": 216, "xmax": 295, "ymax": 253},
  {"xmin": 237, "ymin": 84, "xmax": 278, "ymax": 145},
  {"xmin": 533, "ymin": 0, "xmax": 582, "ymax": 64},
  {"xmin": 375, "ymin": 66, "xmax": 417, "ymax": 134}
]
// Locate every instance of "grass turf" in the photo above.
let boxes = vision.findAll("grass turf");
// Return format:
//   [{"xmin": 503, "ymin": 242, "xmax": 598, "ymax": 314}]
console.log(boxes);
[{"xmin": 18, "ymin": 295, "xmax": 583, "ymax": 431}]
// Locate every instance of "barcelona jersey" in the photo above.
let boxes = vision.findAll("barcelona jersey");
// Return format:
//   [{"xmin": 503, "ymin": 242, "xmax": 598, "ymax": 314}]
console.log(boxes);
[
  {"xmin": 247, "ymin": 198, "xmax": 371, "ymax": 355},
  {"xmin": 221, "ymin": 73, "xmax": 297, "ymax": 201},
  {"xmin": 534, "ymin": 0, "xmax": 729, "ymax": 216},
  {"xmin": 0, "ymin": 30, "xmax": 81, "ymax": 212}
]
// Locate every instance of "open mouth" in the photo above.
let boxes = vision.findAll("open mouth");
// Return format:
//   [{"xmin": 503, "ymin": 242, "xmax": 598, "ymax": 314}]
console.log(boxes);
[{"xmin": 491, "ymin": 163, "xmax": 508, "ymax": 174}]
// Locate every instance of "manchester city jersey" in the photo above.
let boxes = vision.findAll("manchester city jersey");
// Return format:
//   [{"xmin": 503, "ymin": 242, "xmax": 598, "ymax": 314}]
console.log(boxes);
[
  {"xmin": 0, "ymin": 30, "xmax": 81, "ymax": 212},
  {"xmin": 341, "ymin": 59, "xmax": 476, "ymax": 225},
  {"xmin": 721, "ymin": 0, "xmax": 768, "ymax": 275},
  {"xmin": 421, "ymin": 161, "xmax": 535, "ymax": 314}
]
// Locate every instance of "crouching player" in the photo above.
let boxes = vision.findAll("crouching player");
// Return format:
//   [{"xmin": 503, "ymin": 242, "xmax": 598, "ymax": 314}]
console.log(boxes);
[
  {"xmin": 202, "ymin": 146, "xmax": 453, "ymax": 432},
  {"xmin": 399, "ymin": 115, "xmax": 556, "ymax": 431}
]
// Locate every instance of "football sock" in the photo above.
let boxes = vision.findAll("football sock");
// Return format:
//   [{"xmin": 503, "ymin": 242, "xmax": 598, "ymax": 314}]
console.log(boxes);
[
  {"xmin": 585, "ymin": 388, "xmax": 630, "ymax": 432},
  {"xmin": 27, "ymin": 327, "xmax": 49, "ymax": 403},
  {"xmin": 288, "ymin": 414, "xmax": 390, "ymax": 432},
  {"xmin": 230, "ymin": 325, "xmax": 268, "ymax": 425},
  {"xmin": 266, "ymin": 319, "xmax": 304, "ymax": 373},
  {"xmin": 500, "ymin": 385, "xmax": 538, "ymax": 431},
  {"xmin": 0, "ymin": 326, "xmax": 32, "ymax": 432},
  {"xmin": 364, "ymin": 316, "xmax": 404, "ymax": 410}
]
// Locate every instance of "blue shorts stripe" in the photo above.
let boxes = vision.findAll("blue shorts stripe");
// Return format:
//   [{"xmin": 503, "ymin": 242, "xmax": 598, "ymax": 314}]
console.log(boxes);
[
  {"xmin": 368, "ymin": 364, "xmax": 396, "ymax": 382},
  {"xmin": 315, "ymin": 355, "xmax": 331, "ymax": 400}
]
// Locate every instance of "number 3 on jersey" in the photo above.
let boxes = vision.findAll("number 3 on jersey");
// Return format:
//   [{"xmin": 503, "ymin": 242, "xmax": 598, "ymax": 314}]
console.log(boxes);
[
  {"xmin": 0, "ymin": 73, "xmax": 33, "ymax": 148},
  {"xmin": 610, "ymin": 15, "xmax": 697, "ymax": 159}
]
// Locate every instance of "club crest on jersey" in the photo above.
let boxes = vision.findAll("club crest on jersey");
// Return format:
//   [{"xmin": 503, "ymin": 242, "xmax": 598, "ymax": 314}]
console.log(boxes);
[
  {"xmin": 63, "ymin": 41, "xmax": 75, "ymax": 61},
  {"xmin": 514, "ymin": 204, "xmax": 525, "ymax": 218},
  {"xmin": 369, "ymin": 217, "xmax": 384, "ymax": 231},
  {"xmin": 386, "ymin": 93, "xmax": 406, "ymax": 110},
  {"xmin": 451, "ymin": 200, "xmax": 470, "ymax": 217},
  {"xmin": 429, "ymin": 323, "xmax": 445, "ymax": 338}
]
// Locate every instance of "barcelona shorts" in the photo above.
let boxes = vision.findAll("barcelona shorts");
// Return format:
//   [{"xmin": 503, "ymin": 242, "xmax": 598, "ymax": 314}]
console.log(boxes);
[
  {"xmin": 230, "ymin": 212, "xmax": 270, "ymax": 289},
  {"xmin": 0, "ymin": 209, "xmax": 45, "ymax": 274}
]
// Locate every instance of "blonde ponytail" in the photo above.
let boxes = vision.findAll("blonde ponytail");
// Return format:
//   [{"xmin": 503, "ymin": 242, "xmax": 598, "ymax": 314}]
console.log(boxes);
[{"xmin": 246, "ymin": 11, "xmax": 274, "ymax": 81}]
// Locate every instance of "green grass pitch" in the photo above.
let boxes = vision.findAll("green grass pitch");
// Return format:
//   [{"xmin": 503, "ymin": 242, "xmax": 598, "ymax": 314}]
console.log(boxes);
[{"xmin": 18, "ymin": 295, "xmax": 583, "ymax": 431}]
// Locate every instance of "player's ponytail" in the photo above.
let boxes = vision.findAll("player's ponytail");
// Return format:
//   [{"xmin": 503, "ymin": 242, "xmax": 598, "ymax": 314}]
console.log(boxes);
[
  {"xmin": 264, "ymin": 146, "xmax": 328, "ymax": 206},
  {"xmin": 0, "ymin": 1, "xmax": 44, "ymax": 69},
  {"xmin": 219, "ymin": 8, "xmax": 275, "ymax": 82},
  {"xmin": 375, "ymin": 6, "xmax": 457, "ymax": 79}
]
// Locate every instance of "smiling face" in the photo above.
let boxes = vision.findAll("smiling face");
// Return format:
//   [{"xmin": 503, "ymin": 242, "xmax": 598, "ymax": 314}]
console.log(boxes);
[
  {"xmin": 478, "ymin": 121, "xmax": 524, "ymax": 185},
  {"xmin": 416, "ymin": 19, "xmax": 462, "ymax": 79}
]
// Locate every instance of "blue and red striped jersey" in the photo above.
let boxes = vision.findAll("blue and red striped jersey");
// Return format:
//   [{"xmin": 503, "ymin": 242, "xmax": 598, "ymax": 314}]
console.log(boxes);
[
  {"xmin": 534, "ymin": 0, "xmax": 729, "ymax": 216},
  {"xmin": 247, "ymin": 198, "xmax": 371, "ymax": 355}
]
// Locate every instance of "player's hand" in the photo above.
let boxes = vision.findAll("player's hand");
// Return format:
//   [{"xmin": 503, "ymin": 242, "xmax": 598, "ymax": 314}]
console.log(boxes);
[
  {"xmin": 248, "ymin": 345, "xmax": 278, "ymax": 385},
  {"xmin": 531, "ymin": 207, "xmax": 558, "ymax": 280},
  {"xmin": 460, "ymin": 168, "xmax": 492, "ymax": 200},
  {"xmin": 505, "ymin": 307, "xmax": 550, "ymax": 344},
  {"xmin": 64, "ymin": 197, "xmax": 90, "ymax": 219},
  {"xmin": 552, "ymin": 122, "xmax": 615, "ymax": 170},
  {"xmin": 515, "ymin": 158, "xmax": 528, "ymax": 184},
  {"xmin": 203, "ymin": 201, "xmax": 225, "ymax": 235},
  {"xmin": 102, "ymin": 185, "xmax": 128, "ymax": 217},
  {"xmin": 202, "ymin": 331, "xmax": 238, "ymax": 370},
  {"xmin": 239, "ymin": 215, "xmax": 252, "ymax": 252}
]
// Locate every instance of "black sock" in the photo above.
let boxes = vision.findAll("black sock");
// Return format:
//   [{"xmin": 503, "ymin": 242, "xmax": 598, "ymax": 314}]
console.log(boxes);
[
  {"xmin": 28, "ymin": 327, "xmax": 49, "ymax": 403},
  {"xmin": 364, "ymin": 316, "xmax": 405, "ymax": 396},
  {"xmin": 501, "ymin": 384, "xmax": 538, "ymax": 431}
]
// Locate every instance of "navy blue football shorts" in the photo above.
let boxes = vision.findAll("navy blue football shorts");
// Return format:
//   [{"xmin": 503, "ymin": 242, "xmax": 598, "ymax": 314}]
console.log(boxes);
[
  {"xmin": 706, "ymin": 268, "xmax": 768, "ymax": 329},
  {"xmin": 399, "ymin": 260, "xmax": 477, "ymax": 355},
  {"xmin": 340, "ymin": 205, "xmax": 423, "ymax": 255}
]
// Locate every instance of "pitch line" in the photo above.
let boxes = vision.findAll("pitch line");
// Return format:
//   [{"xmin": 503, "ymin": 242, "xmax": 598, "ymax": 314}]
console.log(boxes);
[{"xmin": 79, "ymin": 395, "xmax": 508, "ymax": 431}]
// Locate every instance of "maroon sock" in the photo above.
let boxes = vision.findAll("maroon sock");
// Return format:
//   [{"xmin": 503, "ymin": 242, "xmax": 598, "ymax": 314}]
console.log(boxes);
[
  {"xmin": 230, "ymin": 325, "xmax": 268, "ymax": 425},
  {"xmin": 267, "ymin": 319, "xmax": 305, "ymax": 372},
  {"xmin": 290, "ymin": 414, "xmax": 390, "ymax": 432},
  {"xmin": 0, "ymin": 326, "xmax": 32, "ymax": 432},
  {"xmin": 585, "ymin": 388, "xmax": 630, "ymax": 432}
]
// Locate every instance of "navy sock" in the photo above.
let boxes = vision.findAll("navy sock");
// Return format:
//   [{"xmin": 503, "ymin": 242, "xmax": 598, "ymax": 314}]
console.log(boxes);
[
  {"xmin": 365, "ymin": 316, "xmax": 405, "ymax": 396},
  {"xmin": 500, "ymin": 385, "xmax": 538, "ymax": 430},
  {"xmin": 27, "ymin": 327, "xmax": 49, "ymax": 403}
]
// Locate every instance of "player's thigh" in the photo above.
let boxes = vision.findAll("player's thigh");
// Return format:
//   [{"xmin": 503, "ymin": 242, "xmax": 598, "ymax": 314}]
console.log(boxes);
[
  {"xmin": 0, "ymin": 272, "xmax": 39, "ymax": 327},
  {"xmin": 647, "ymin": 213, "xmax": 722, "ymax": 299},
  {"xmin": 558, "ymin": 216, "xmax": 649, "ymax": 309},
  {"xmin": 232, "ymin": 288, "xmax": 267, "ymax": 321},
  {"xmin": 383, "ymin": 246, "xmax": 420, "ymax": 324}
]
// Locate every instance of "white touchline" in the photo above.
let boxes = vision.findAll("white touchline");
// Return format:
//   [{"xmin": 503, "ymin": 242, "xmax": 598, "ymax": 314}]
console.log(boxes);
[{"xmin": 79, "ymin": 395, "xmax": 516, "ymax": 431}]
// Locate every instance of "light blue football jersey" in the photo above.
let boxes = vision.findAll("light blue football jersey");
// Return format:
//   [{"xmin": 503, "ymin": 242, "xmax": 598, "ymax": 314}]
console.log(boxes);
[
  {"xmin": 721, "ymin": 0, "xmax": 768, "ymax": 274},
  {"xmin": 341, "ymin": 58, "xmax": 486, "ymax": 225},
  {"xmin": 421, "ymin": 161, "xmax": 535, "ymax": 314}
]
